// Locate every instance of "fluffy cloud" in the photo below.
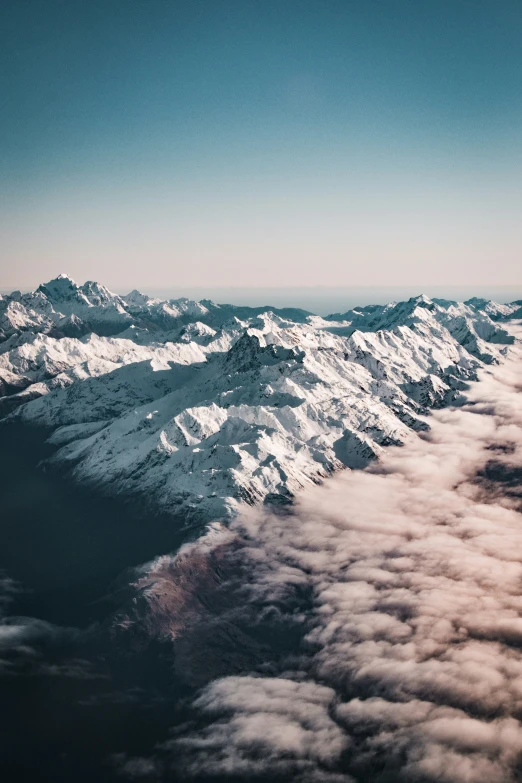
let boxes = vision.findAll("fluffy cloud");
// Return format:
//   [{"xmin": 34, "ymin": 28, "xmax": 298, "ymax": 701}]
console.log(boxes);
[
  {"xmin": 130, "ymin": 335, "xmax": 522, "ymax": 781},
  {"xmin": 172, "ymin": 677, "xmax": 349, "ymax": 779}
]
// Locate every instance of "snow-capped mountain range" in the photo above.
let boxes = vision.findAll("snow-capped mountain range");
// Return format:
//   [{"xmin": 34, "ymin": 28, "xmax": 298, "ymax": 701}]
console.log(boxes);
[{"xmin": 1, "ymin": 274, "xmax": 520, "ymax": 521}]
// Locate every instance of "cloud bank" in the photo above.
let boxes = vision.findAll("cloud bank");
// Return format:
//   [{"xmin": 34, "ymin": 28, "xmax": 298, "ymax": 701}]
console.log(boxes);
[{"xmin": 125, "ymin": 333, "xmax": 522, "ymax": 782}]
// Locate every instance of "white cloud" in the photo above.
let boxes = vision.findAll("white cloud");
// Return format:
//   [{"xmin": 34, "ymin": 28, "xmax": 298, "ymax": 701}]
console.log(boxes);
[
  {"xmin": 142, "ymin": 345, "xmax": 522, "ymax": 782},
  {"xmin": 109, "ymin": 334, "xmax": 522, "ymax": 781}
]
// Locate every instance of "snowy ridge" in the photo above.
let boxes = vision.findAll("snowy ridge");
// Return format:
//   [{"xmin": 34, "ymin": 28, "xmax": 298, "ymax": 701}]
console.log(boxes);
[{"xmin": 1, "ymin": 275, "xmax": 520, "ymax": 521}]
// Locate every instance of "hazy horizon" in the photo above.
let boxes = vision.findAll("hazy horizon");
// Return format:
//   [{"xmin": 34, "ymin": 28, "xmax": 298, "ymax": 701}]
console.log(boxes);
[{"xmin": 3, "ymin": 277, "xmax": 522, "ymax": 316}]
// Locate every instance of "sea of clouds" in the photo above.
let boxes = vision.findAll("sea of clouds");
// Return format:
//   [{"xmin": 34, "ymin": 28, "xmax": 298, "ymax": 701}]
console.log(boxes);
[{"xmin": 118, "ymin": 329, "xmax": 522, "ymax": 782}]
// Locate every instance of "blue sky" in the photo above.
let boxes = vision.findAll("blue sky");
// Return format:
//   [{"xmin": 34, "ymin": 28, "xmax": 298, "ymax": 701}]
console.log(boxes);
[{"xmin": 1, "ymin": 0, "xmax": 522, "ymax": 290}]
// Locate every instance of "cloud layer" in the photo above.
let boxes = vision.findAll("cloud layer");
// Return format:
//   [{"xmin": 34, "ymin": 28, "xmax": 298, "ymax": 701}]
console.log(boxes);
[{"xmin": 124, "ymin": 334, "xmax": 522, "ymax": 782}]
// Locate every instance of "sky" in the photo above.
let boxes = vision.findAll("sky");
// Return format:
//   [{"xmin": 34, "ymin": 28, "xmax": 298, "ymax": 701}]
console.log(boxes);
[{"xmin": 1, "ymin": 0, "xmax": 522, "ymax": 292}]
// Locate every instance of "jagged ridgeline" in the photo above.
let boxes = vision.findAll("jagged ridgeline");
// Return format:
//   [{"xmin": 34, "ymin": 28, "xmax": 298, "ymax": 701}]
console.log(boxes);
[{"xmin": 0, "ymin": 274, "xmax": 519, "ymax": 521}]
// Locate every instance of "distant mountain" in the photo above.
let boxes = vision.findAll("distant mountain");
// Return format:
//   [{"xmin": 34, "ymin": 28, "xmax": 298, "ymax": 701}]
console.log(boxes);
[
  {"xmin": 0, "ymin": 273, "xmax": 313, "ymax": 344},
  {"xmin": 1, "ymin": 274, "xmax": 520, "ymax": 522}
]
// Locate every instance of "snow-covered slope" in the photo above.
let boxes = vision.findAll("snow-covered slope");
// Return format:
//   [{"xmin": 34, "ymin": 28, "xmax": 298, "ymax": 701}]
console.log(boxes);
[
  {"xmin": 0, "ymin": 273, "xmax": 312, "ymax": 345},
  {"xmin": 325, "ymin": 294, "xmax": 515, "ymax": 364},
  {"xmin": 0, "ymin": 332, "xmax": 209, "ymax": 416},
  {"xmin": 2, "ymin": 276, "xmax": 520, "ymax": 522}
]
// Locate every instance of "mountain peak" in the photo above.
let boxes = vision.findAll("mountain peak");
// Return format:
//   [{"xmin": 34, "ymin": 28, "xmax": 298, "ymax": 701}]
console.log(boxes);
[
  {"xmin": 80, "ymin": 280, "xmax": 120, "ymax": 304},
  {"xmin": 38, "ymin": 273, "xmax": 79, "ymax": 299},
  {"xmin": 409, "ymin": 294, "xmax": 434, "ymax": 306},
  {"xmin": 41, "ymin": 273, "xmax": 77, "ymax": 287}
]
